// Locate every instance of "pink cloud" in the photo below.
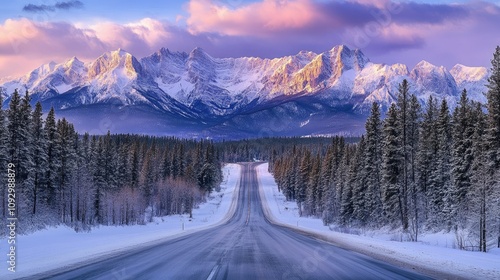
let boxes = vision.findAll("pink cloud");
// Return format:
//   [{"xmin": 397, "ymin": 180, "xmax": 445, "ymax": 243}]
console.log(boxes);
[
  {"xmin": 0, "ymin": 0, "xmax": 499, "ymax": 79},
  {"xmin": 0, "ymin": 19, "xmax": 108, "ymax": 77},
  {"xmin": 186, "ymin": 0, "xmax": 320, "ymax": 36},
  {"xmin": 0, "ymin": 18, "xmax": 181, "ymax": 77}
]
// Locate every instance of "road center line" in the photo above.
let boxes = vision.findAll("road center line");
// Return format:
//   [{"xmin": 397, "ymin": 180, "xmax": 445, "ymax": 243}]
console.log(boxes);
[
  {"xmin": 206, "ymin": 264, "xmax": 219, "ymax": 280},
  {"xmin": 245, "ymin": 167, "xmax": 251, "ymax": 225}
]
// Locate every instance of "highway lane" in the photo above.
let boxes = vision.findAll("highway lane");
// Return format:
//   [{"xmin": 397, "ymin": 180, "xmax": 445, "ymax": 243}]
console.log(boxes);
[{"xmin": 34, "ymin": 163, "xmax": 432, "ymax": 280}]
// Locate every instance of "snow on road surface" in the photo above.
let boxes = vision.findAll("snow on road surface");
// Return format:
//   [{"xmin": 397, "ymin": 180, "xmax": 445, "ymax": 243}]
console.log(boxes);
[
  {"xmin": 257, "ymin": 162, "xmax": 500, "ymax": 280},
  {"xmin": 0, "ymin": 164, "xmax": 241, "ymax": 280}
]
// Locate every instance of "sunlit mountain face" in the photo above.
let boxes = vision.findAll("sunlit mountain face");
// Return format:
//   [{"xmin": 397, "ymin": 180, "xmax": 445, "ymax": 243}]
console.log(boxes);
[{"xmin": 0, "ymin": 45, "xmax": 489, "ymax": 139}]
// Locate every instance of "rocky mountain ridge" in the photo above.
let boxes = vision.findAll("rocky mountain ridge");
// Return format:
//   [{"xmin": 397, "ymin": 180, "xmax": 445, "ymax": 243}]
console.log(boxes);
[{"xmin": 0, "ymin": 45, "xmax": 490, "ymax": 138}]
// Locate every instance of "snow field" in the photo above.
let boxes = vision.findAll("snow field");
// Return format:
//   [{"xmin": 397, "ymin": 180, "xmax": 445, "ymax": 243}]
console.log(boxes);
[
  {"xmin": 0, "ymin": 163, "xmax": 241, "ymax": 280},
  {"xmin": 256, "ymin": 163, "xmax": 500, "ymax": 280}
]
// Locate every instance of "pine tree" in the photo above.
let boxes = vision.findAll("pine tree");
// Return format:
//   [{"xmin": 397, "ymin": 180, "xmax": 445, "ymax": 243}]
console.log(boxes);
[
  {"xmin": 130, "ymin": 142, "xmax": 141, "ymax": 188},
  {"xmin": 486, "ymin": 46, "xmax": 500, "ymax": 170},
  {"xmin": 351, "ymin": 136, "xmax": 368, "ymax": 225},
  {"xmin": 7, "ymin": 90, "xmax": 21, "ymax": 167},
  {"xmin": 451, "ymin": 90, "xmax": 474, "ymax": 225},
  {"xmin": 363, "ymin": 102, "xmax": 383, "ymax": 226},
  {"xmin": 396, "ymin": 79, "xmax": 411, "ymax": 230},
  {"xmin": 483, "ymin": 46, "xmax": 500, "ymax": 251},
  {"xmin": 90, "ymin": 135, "xmax": 102, "ymax": 224},
  {"xmin": 382, "ymin": 104, "xmax": 402, "ymax": 226},
  {"xmin": 305, "ymin": 154, "xmax": 321, "ymax": 216},
  {"xmin": 297, "ymin": 150, "xmax": 311, "ymax": 216},
  {"xmin": 56, "ymin": 118, "xmax": 77, "ymax": 223},
  {"xmin": 0, "ymin": 93, "xmax": 8, "ymax": 217},
  {"xmin": 339, "ymin": 144, "xmax": 356, "ymax": 225},
  {"xmin": 31, "ymin": 102, "xmax": 48, "ymax": 215},
  {"xmin": 430, "ymin": 99, "xmax": 452, "ymax": 228},
  {"xmin": 73, "ymin": 132, "xmax": 93, "ymax": 226},
  {"xmin": 468, "ymin": 103, "xmax": 489, "ymax": 251},
  {"xmin": 319, "ymin": 146, "xmax": 334, "ymax": 217},
  {"xmin": 417, "ymin": 96, "xmax": 439, "ymax": 226},
  {"xmin": 407, "ymin": 94, "xmax": 421, "ymax": 239},
  {"xmin": 140, "ymin": 147, "xmax": 156, "ymax": 219},
  {"xmin": 320, "ymin": 137, "xmax": 345, "ymax": 221},
  {"xmin": 19, "ymin": 90, "xmax": 34, "ymax": 179},
  {"xmin": 7, "ymin": 90, "xmax": 35, "ymax": 219},
  {"xmin": 44, "ymin": 107, "xmax": 61, "ymax": 207}
]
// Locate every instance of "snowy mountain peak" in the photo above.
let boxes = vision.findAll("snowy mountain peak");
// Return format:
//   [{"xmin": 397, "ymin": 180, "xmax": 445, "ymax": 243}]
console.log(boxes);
[
  {"xmin": 389, "ymin": 63, "xmax": 410, "ymax": 75},
  {"xmin": 410, "ymin": 60, "xmax": 458, "ymax": 98},
  {"xmin": 327, "ymin": 45, "xmax": 369, "ymax": 71},
  {"xmin": 88, "ymin": 49, "xmax": 142, "ymax": 80},
  {"xmin": 450, "ymin": 64, "xmax": 489, "ymax": 83},
  {"xmin": 414, "ymin": 60, "xmax": 436, "ymax": 69},
  {"xmin": 21, "ymin": 61, "xmax": 57, "ymax": 85},
  {"xmin": 66, "ymin": 56, "xmax": 82, "ymax": 65},
  {"xmin": 329, "ymin": 44, "xmax": 351, "ymax": 55},
  {"xmin": 0, "ymin": 45, "xmax": 490, "ymax": 125},
  {"xmin": 157, "ymin": 47, "xmax": 176, "ymax": 58},
  {"xmin": 449, "ymin": 64, "xmax": 489, "ymax": 103},
  {"xmin": 63, "ymin": 57, "xmax": 84, "ymax": 71},
  {"xmin": 189, "ymin": 47, "xmax": 211, "ymax": 60}
]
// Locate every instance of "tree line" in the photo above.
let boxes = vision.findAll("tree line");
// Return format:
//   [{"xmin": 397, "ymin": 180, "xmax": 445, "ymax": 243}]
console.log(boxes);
[
  {"xmin": 0, "ymin": 92, "xmax": 222, "ymax": 234},
  {"xmin": 270, "ymin": 47, "xmax": 500, "ymax": 252}
]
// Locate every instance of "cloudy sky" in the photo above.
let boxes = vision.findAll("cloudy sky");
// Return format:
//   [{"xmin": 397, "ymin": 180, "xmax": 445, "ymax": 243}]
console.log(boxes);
[{"xmin": 0, "ymin": 0, "xmax": 499, "ymax": 78}]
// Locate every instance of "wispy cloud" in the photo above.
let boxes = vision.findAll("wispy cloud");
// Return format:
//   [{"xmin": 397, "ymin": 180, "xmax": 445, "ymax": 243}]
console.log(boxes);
[
  {"xmin": 22, "ymin": 1, "xmax": 84, "ymax": 13},
  {"xmin": 23, "ymin": 4, "xmax": 55, "ymax": 13},
  {"xmin": 55, "ymin": 0, "xmax": 84, "ymax": 10}
]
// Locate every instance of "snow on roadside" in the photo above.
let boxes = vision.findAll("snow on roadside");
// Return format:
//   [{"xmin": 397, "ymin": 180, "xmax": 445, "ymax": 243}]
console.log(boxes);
[
  {"xmin": 0, "ymin": 164, "xmax": 241, "ymax": 280},
  {"xmin": 256, "ymin": 163, "xmax": 500, "ymax": 280}
]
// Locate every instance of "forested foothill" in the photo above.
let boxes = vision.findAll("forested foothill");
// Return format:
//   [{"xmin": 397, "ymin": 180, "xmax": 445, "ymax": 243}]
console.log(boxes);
[{"xmin": 0, "ymin": 93, "xmax": 222, "ymax": 234}]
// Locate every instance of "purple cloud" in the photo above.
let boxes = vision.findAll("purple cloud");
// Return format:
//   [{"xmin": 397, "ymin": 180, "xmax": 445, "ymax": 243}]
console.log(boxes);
[
  {"xmin": 23, "ymin": 4, "xmax": 55, "ymax": 13},
  {"xmin": 22, "ymin": 1, "xmax": 84, "ymax": 13},
  {"xmin": 2, "ymin": 0, "xmax": 500, "ymax": 78}
]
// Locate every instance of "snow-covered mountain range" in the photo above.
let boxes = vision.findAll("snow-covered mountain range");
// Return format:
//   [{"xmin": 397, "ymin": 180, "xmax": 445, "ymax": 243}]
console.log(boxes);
[{"xmin": 0, "ymin": 45, "xmax": 490, "ymax": 138}]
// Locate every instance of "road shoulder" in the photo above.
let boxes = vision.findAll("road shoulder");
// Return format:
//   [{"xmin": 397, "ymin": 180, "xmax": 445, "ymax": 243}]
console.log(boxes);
[{"xmin": 256, "ymin": 162, "xmax": 500, "ymax": 280}]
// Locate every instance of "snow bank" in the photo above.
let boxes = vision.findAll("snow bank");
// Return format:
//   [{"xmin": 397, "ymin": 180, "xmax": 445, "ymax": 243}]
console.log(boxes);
[
  {"xmin": 257, "ymin": 163, "xmax": 500, "ymax": 280},
  {"xmin": 0, "ymin": 164, "xmax": 241, "ymax": 280}
]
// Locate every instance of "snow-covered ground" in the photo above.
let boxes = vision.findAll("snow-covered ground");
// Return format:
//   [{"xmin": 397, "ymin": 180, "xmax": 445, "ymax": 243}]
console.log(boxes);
[
  {"xmin": 256, "ymin": 163, "xmax": 500, "ymax": 280},
  {"xmin": 0, "ymin": 164, "xmax": 241, "ymax": 280}
]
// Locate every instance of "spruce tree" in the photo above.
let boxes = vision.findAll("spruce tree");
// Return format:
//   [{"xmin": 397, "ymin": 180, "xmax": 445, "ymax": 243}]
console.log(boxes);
[
  {"xmin": 31, "ymin": 102, "xmax": 48, "ymax": 215},
  {"xmin": 351, "ymin": 136, "xmax": 368, "ymax": 225},
  {"xmin": 451, "ymin": 89, "xmax": 474, "ymax": 223},
  {"xmin": 319, "ymin": 146, "xmax": 334, "ymax": 217},
  {"xmin": 56, "ymin": 118, "xmax": 77, "ymax": 223},
  {"xmin": 396, "ymin": 79, "xmax": 411, "ymax": 230},
  {"xmin": 297, "ymin": 150, "xmax": 311, "ymax": 216},
  {"xmin": 417, "ymin": 96, "xmax": 439, "ymax": 226},
  {"xmin": 408, "ymin": 94, "xmax": 421, "ymax": 239},
  {"xmin": 333, "ymin": 145, "xmax": 350, "ymax": 225},
  {"xmin": 19, "ymin": 90, "xmax": 34, "ymax": 181},
  {"xmin": 305, "ymin": 154, "xmax": 321, "ymax": 216},
  {"xmin": 468, "ymin": 103, "xmax": 489, "ymax": 251},
  {"xmin": 0, "ymin": 93, "xmax": 8, "ymax": 217},
  {"xmin": 7, "ymin": 90, "xmax": 21, "ymax": 167},
  {"xmin": 44, "ymin": 107, "xmax": 61, "ymax": 207},
  {"xmin": 431, "ymin": 99, "xmax": 452, "ymax": 228},
  {"xmin": 364, "ymin": 102, "xmax": 383, "ymax": 226},
  {"xmin": 7, "ymin": 90, "xmax": 35, "ymax": 219},
  {"xmin": 382, "ymin": 104, "xmax": 402, "ymax": 226},
  {"xmin": 484, "ymin": 46, "xmax": 500, "ymax": 251},
  {"xmin": 486, "ymin": 46, "xmax": 500, "ymax": 170},
  {"xmin": 339, "ymin": 152, "xmax": 354, "ymax": 226}
]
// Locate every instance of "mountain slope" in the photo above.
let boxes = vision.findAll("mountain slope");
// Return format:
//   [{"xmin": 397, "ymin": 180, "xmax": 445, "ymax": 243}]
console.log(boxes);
[{"xmin": 0, "ymin": 45, "xmax": 490, "ymax": 138}]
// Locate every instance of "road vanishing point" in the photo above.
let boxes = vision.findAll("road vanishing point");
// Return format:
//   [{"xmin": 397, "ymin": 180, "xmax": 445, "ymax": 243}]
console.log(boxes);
[{"xmin": 31, "ymin": 163, "xmax": 432, "ymax": 280}]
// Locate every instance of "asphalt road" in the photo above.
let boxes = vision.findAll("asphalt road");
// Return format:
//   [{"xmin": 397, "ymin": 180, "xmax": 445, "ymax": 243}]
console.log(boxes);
[{"xmin": 36, "ymin": 163, "xmax": 432, "ymax": 280}]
